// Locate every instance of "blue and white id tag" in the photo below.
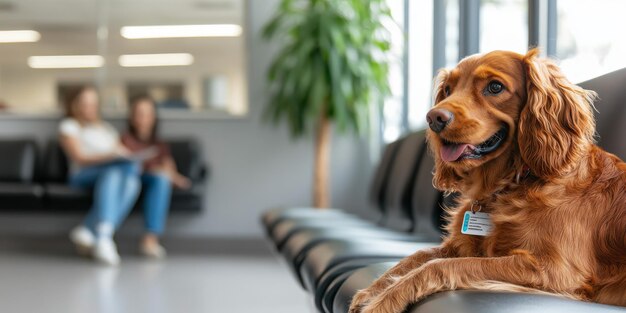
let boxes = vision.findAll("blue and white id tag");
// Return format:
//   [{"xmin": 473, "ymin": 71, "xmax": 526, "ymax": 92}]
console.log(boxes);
[{"xmin": 461, "ymin": 211, "xmax": 493, "ymax": 236}]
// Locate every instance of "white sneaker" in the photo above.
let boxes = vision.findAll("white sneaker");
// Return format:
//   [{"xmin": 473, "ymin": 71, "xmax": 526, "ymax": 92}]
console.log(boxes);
[
  {"xmin": 69, "ymin": 226, "xmax": 95, "ymax": 256},
  {"xmin": 140, "ymin": 242, "xmax": 167, "ymax": 259},
  {"xmin": 93, "ymin": 238, "xmax": 121, "ymax": 266}
]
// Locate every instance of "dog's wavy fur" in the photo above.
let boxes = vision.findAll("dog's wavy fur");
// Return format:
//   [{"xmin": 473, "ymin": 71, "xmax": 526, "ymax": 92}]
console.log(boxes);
[{"xmin": 349, "ymin": 49, "xmax": 626, "ymax": 313}]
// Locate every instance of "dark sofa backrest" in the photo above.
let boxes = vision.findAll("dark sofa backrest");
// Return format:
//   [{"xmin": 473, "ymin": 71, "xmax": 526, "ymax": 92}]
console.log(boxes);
[
  {"xmin": 408, "ymin": 148, "xmax": 442, "ymax": 238},
  {"xmin": 368, "ymin": 140, "xmax": 402, "ymax": 208},
  {"xmin": 45, "ymin": 138, "xmax": 206, "ymax": 182},
  {"xmin": 0, "ymin": 139, "xmax": 37, "ymax": 183},
  {"xmin": 380, "ymin": 130, "xmax": 428, "ymax": 232},
  {"xmin": 167, "ymin": 138, "xmax": 206, "ymax": 182},
  {"xmin": 45, "ymin": 139, "xmax": 69, "ymax": 182},
  {"xmin": 578, "ymin": 67, "xmax": 626, "ymax": 160}
]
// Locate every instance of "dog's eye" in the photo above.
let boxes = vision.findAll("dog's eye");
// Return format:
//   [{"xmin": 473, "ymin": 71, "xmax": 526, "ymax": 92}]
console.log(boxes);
[
  {"xmin": 485, "ymin": 81, "xmax": 505, "ymax": 95},
  {"xmin": 444, "ymin": 86, "xmax": 451, "ymax": 97}
]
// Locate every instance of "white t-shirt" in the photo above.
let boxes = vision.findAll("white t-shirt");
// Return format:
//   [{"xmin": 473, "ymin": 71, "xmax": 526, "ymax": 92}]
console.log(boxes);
[{"xmin": 59, "ymin": 118, "xmax": 119, "ymax": 172}]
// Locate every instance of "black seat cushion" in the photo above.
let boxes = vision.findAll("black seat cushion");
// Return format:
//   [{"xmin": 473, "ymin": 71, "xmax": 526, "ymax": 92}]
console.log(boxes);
[
  {"xmin": 322, "ymin": 266, "xmax": 366, "ymax": 313},
  {"xmin": 262, "ymin": 208, "xmax": 356, "ymax": 237},
  {"xmin": 43, "ymin": 183, "xmax": 92, "ymax": 211},
  {"xmin": 0, "ymin": 182, "xmax": 44, "ymax": 210},
  {"xmin": 405, "ymin": 291, "xmax": 626, "ymax": 313},
  {"xmin": 44, "ymin": 182, "xmax": 203, "ymax": 213},
  {"xmin": 270, "ymin": 218, "xmax": 376, "ymax": 250},
  {"xmin": 299, "ymin": 240, "xmax": 437, "ymax": 292},
  {"xmin": 272, "ymin": 130, "xmax": 432, "ymax": 272},
  {"xmin": 291, "ymin": 147, "xmax": 443, "ymax": 299},
  {"xmin": 281, "ymin": 228, "xmax": 437, "ymax": 288},
  {"xmin": 333, "ymin": 261, "xmax": 397, "ymax": 313},
  {"xmin": 332, "ymin": 262, "xmax": 626, "ymax": 313},
  {"xmin": 317, "ymin": 258, "xmax": 402, "ymax": 312}
]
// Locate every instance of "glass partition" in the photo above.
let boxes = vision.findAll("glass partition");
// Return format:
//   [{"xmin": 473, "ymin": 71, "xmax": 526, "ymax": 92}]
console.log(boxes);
[
  {"xmin": 0, "ymin": 0, "xmax": 247, "ymax": 118},
  {"xmin": 556, "ymin": 0, "xmax": 626, "ymax": 83},
  {"xmin": 479, "ymin": 0, "xmax": 528, "ymax": 54}
]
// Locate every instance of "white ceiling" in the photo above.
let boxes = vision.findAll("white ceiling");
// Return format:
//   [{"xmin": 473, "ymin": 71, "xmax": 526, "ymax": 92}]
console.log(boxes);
[
  {"xmin": 0, "ymin": 0, "xmax": 245, "ymax": 68},
  {"xmin": 0, "ymin": 0, "xmax": 243, "ymax": 27}
]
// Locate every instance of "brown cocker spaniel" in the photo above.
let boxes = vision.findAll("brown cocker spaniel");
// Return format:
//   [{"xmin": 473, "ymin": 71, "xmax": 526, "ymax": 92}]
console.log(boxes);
[{"xmin": 349, "ymin": 49, "xmax": 626, "ymax": 313}]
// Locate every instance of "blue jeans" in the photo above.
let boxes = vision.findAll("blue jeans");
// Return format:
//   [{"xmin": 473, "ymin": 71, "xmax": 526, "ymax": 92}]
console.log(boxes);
[
  {"xmin": 69, "ymin": 160, "xmax": 141, "ymax": 237},
  {"xmin": 141, "ymin": 173, "xmax": 172, "ymax": 235}
]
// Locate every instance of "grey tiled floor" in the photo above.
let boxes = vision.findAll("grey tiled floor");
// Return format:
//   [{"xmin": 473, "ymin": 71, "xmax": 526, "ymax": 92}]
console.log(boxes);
[{"xmin": 0, "ymin": 245, "xmax": 311, "ymax": 313}]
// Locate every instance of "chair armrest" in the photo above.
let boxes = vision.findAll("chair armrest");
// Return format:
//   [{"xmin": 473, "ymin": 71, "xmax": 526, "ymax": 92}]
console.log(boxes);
[{"xmin": 192, "ymin": 163, "xmax": 209, "ymax": 183}]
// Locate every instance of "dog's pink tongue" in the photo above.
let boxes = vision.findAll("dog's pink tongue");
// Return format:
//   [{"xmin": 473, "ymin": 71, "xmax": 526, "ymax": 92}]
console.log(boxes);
[{"xmin": 440, "ymin": 144, "xmax": 472, "ymax": 162}]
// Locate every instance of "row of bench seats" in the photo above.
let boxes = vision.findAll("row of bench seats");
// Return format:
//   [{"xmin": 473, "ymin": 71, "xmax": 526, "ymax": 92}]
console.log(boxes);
[
  {"xmin": 261, "ymin": 67, "xmax": 626, "ymax": 312},
  {"xmin": 0, "ymin": 138, "xmax": 207, "ymax": 212}
]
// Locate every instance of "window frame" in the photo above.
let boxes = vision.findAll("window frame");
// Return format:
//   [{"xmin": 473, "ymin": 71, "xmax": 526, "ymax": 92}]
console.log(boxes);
[{"xmin": 399, "ymin": 0, "xmax": 557, "ymax": 134}]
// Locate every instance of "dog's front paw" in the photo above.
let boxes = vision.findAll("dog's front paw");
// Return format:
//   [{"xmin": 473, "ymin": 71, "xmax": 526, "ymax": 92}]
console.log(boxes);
[
  {"xmin": 348, "ymin": 289, "xmax": 373, "ymax": 313},
  {"xmin": 361, "ymin": 297, "xmax": 401, "ymax": 313},
  {"xmin": 361, "ymin": 283, "xmax": 411, "ymax": 313}
]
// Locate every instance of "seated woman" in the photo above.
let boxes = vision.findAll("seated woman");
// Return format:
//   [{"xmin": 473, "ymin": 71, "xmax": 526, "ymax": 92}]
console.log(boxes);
[
  {"xmin": 122, "ymin": 95, "xmax": 191, "ymax": 258},
  {"xmin": 61, "ymin": 86, "xmax": 141, "ymax": 266}
]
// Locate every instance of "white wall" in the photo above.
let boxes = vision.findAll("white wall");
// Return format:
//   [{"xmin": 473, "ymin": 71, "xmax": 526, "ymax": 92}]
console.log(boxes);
[
  {"xmin": 0, "ymin": 0, "xmax": 373, "ymax": 239},
  {"xmin": 0, "ymin": 69, "xmax": 59, "ymax": 112}
]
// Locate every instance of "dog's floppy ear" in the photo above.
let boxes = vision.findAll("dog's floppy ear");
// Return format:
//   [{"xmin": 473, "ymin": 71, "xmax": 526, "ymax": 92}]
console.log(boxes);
[
  {"xmin": 519, "ymin": 49, "xmax": 597, "ymax": 179},
  {"xmin": 433, "ymin": 69, "xmax": 449, "ymax": 105}
]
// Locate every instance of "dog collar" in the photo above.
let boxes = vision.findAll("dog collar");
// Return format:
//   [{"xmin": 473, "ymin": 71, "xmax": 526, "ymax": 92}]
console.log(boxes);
[
  {"xmin": 515, "ymin": 165, "xmax": 532, "ymax": 183},
  {"xmin": 470, "ymin": 200, "xmax": 482, "ymax": 213},
  {"xmin": 472, "ymin": 165, "xmax": 532, "ymax": 213}
]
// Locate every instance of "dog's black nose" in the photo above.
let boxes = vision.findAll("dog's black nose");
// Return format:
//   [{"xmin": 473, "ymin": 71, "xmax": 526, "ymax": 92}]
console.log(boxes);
[{"xmin": 426, "ymin": 109, "xmax": 453, "ymax": 133}]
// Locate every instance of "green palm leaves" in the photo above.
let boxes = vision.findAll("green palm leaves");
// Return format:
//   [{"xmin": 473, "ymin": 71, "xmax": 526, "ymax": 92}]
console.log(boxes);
[{"xmin": 263, "ymin": 0, "xmax": 393, "ymax": 137}]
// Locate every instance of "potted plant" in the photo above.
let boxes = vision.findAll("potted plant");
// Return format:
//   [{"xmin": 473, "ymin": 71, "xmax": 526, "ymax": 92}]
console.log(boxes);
[{"xmin": 263, "ymin": 0, "xmax": 393, "ymax": 208}]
